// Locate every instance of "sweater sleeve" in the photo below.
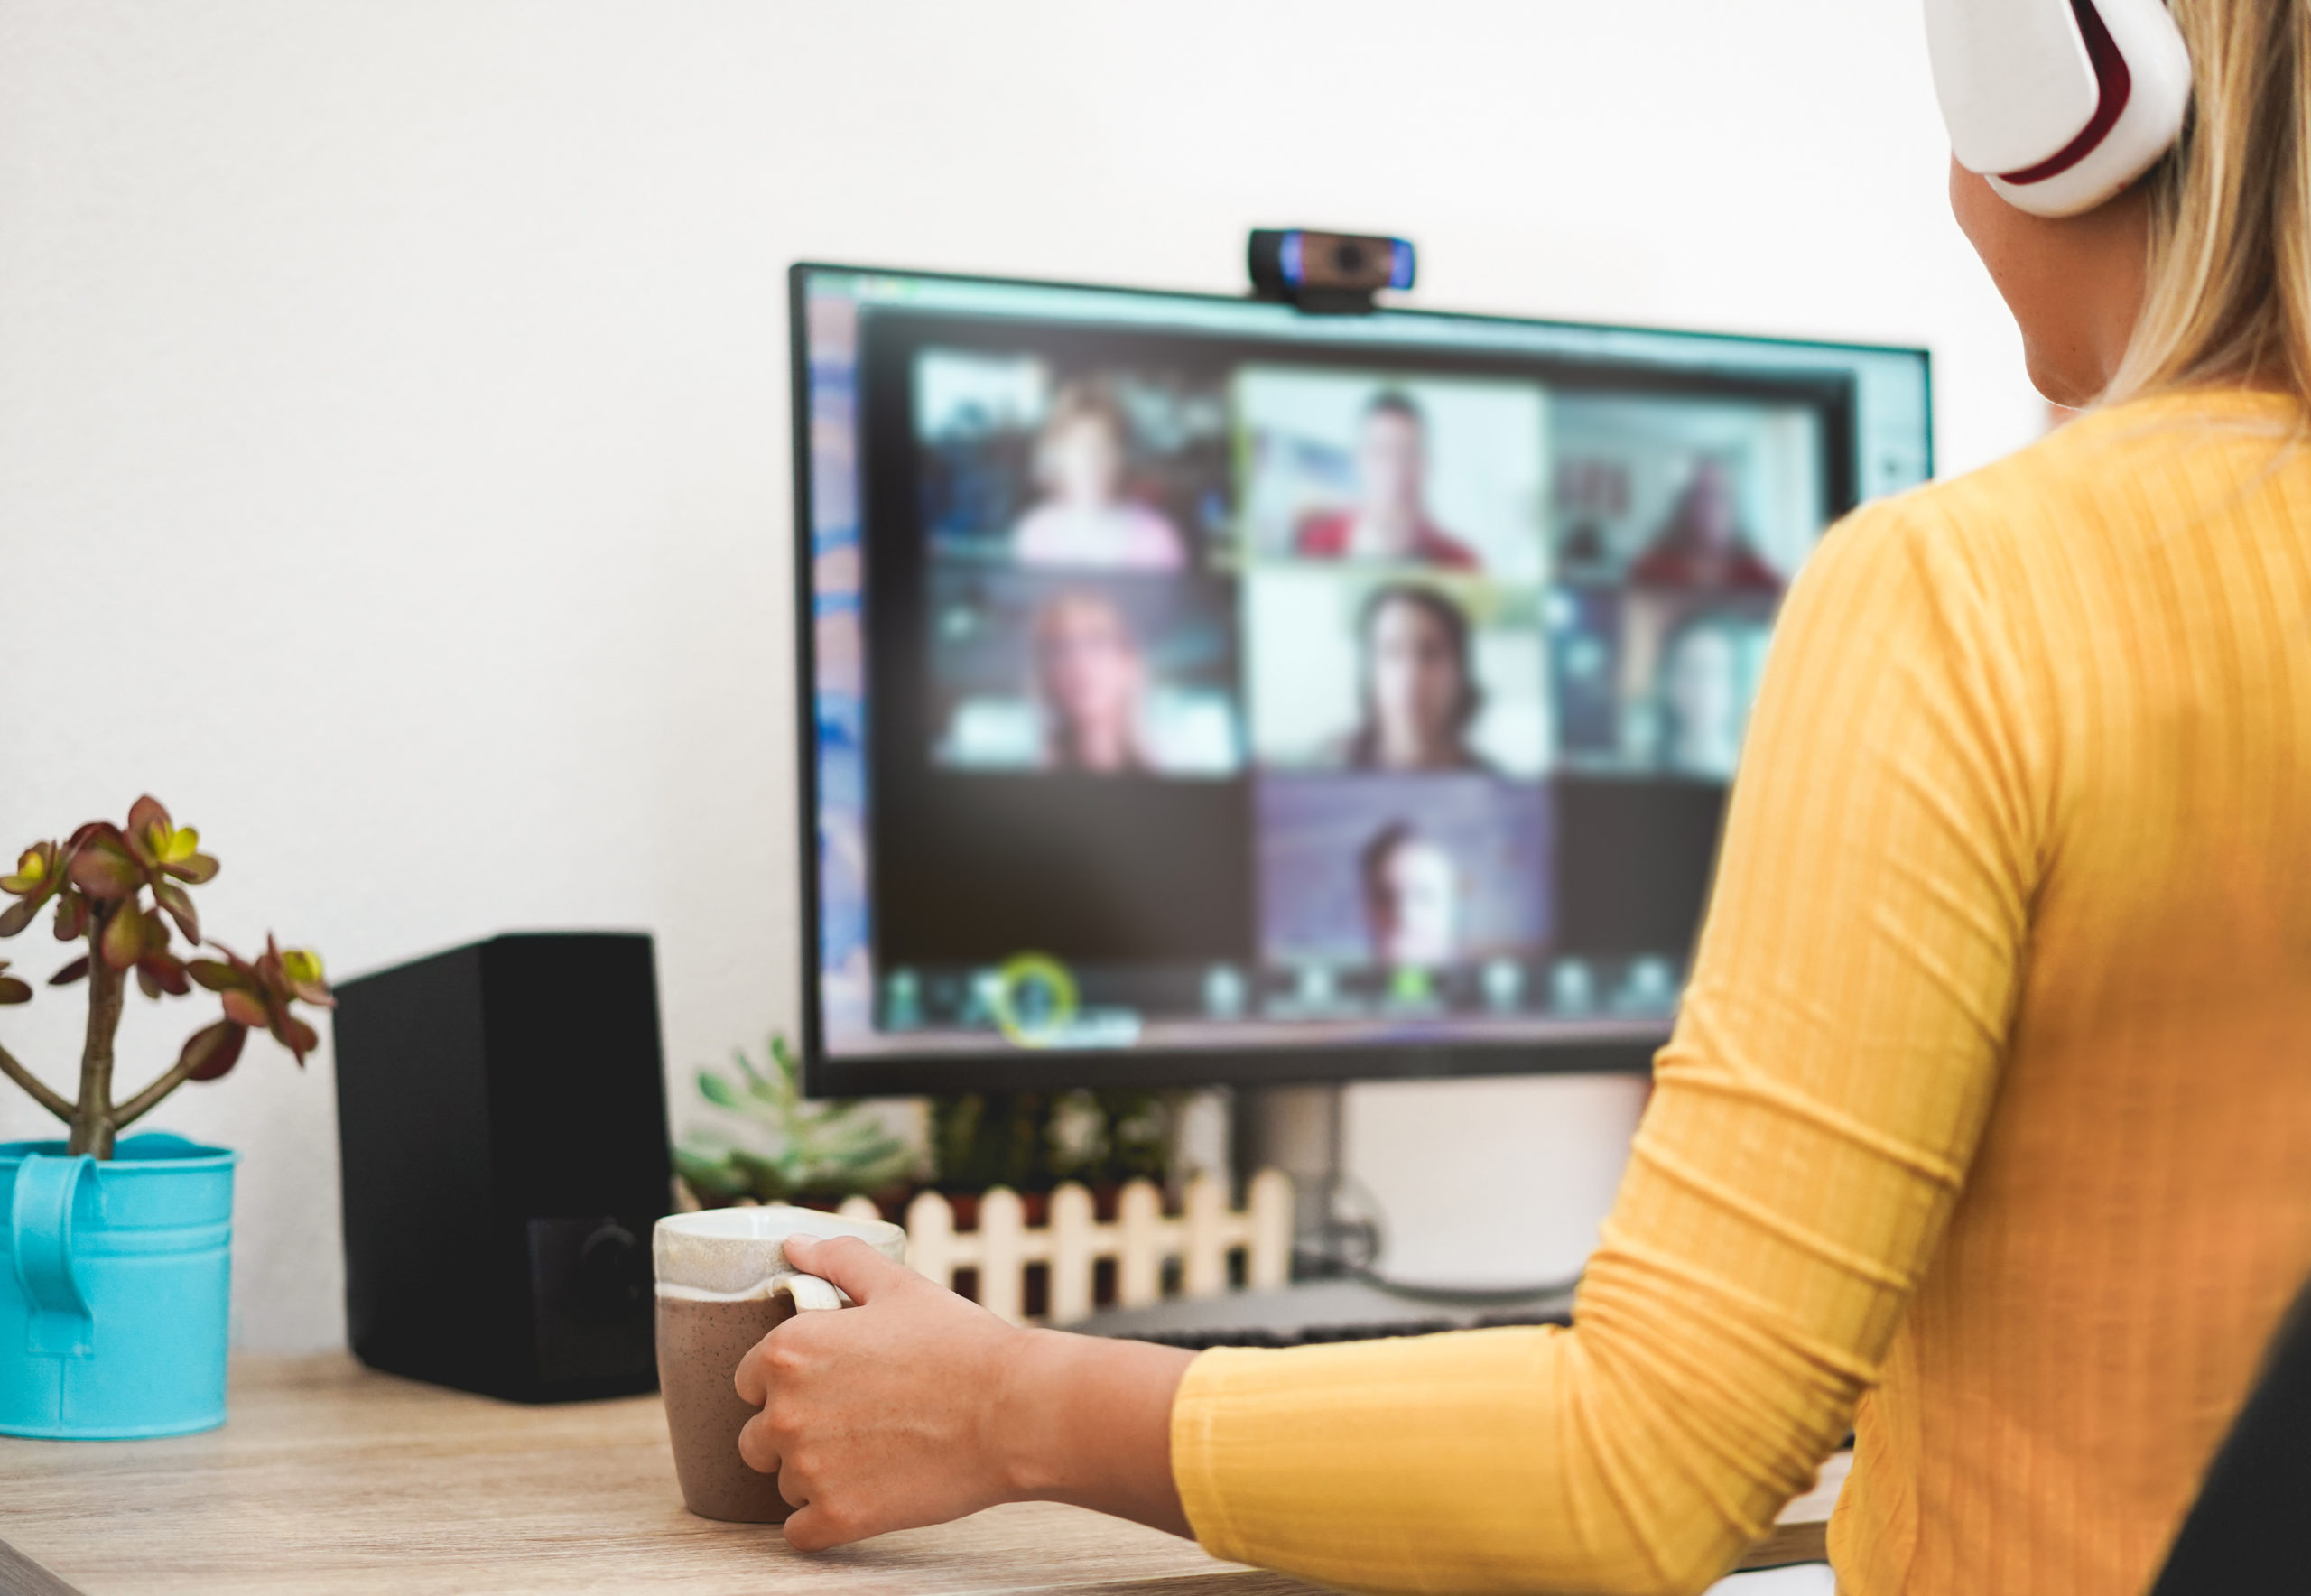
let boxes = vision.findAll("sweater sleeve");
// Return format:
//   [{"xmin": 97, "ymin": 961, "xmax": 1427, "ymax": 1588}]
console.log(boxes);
[{"xmin": 1169, "ymin": 501, "xmax": 2042, "ymax": 1596}]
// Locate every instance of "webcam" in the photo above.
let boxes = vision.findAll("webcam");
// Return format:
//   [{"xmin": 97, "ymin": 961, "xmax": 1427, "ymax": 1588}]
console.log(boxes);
[{"xmin": 1248, "ymin": 228, "xmax": 1415, "ymax": 314}]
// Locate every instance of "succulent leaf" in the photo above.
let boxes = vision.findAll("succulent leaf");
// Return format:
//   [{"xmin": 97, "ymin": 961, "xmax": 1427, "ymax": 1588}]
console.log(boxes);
[
  {"xmin": 274, "ymin": 1014, "xmax": 319, "ymax": 1062},
  {"xmin": 52, "ymin": 895, "xmax": 87, "ymax": 942},
  {"xmin": 699, "ymin": 1072, "xmax": 744, "ymax": 1109},
  {"xmin": 0, "ymin": 898, "xmax": 36, "ymax": 940},
  {"xmin": 48, "ymin": 956, "xmax": 89, "ymax": 987},
  {"xmin": 279, "ymin": 947, "xmax": 333, "ymax": 1006},
  {"xmin": 182, "ymin": 1019, "xmax": 246, "ymax": 1082},
  {"xmin": 220, "ymin": 988, "xmax": 269, "ymax": 1028},
  {"xmin": 0, "ymin": 962, "xmax": 30, "ymax": 1006},
  {"xmin": 154, "ymin": 881, "xmax": 200, "ymax": 945},
  {"xmin": 1, "ymin": 844, "xmax": 56, "ymax": 897},
  {"xmin": 162, "ymin": 852, "xmax": 219, "ymax": 885},
  {"xmin": 99, "ymin": 903, "xmax": 144, "ymax": 970},
  {"xmin": 125, "ymin": 797, "xmax": 171, "ymax": 867},
  {"xmin": 141, "ymin": 953, "xmax": 190, "ymax": 998},
  {"xmin": 188, "ymin": 958, "xmax": 251, "ymax": 993},
  {"xmin": 673, "ymin": 1150, "xmax": 749, "ymax": 1197},
  {"xmin": 71, "ymin": 839, "xmax": 144, "ymax": 900}
]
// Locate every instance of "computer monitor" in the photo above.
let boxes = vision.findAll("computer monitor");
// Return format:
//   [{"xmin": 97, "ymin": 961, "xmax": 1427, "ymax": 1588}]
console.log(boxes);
[{"xmin": 792, "ymin": 262, "xmax": 1931, "ymax": 1097}]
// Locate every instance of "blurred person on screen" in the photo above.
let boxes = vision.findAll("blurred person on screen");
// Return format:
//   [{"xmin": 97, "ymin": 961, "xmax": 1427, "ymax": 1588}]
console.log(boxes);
[
  {"xmin": 1331, "ymin": 583, "xmax": 1490, "ymax": 772},
  {"xmin": 1360, "ymin": 821, "xmax": 1462, "ymax": 968},
  {"xmin": 1034, "ymin": 589, "xmax": 1153, "ymax": 774},
  {"xmin": 1555, "ymin": 455, "xmax": 1629, "ymax": 578},
  {"xmin": 1013, "ymin": 382, "xmax": 1186, "ymax": 571},
  {"xmin": 1657, "ymin": 611, "xmax": 1760, "ymax": 780},
  {"xmin": 1295, "ymin": 392, "xmax": 1480, "ymax": 570},
  {"xmin": 1628, "ymin": 458, "xmax": 1784, "ymax": 593}
]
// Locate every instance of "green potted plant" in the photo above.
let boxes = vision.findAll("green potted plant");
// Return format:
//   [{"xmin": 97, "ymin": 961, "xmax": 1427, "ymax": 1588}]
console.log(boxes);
[
  {"xmin": 676, "ymin": 1035, "xmax": 917, "ymax": 1210},
  {"xmin": 0, "ymin": 797, "xmax": 332, "ymax": 1438}
]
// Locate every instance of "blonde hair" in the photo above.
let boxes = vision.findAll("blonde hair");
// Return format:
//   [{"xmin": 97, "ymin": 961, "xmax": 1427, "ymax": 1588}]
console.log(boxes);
[{"xmin": 2108, "ymin": 0, "xmax": 2311, "ymax": 403}]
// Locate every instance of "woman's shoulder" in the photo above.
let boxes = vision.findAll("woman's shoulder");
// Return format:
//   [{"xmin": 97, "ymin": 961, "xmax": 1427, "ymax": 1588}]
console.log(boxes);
[
  {"xmin": 1896, "ymin": 389, "xmax": 2300, "ymax": 559},
  {"xmin": 1806, "ymin": 389, "xmax": 2299, "ymax": 620}
]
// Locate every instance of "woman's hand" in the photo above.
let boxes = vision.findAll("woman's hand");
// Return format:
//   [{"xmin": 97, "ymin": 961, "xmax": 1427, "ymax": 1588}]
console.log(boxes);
[{"xmin": 735, "ymin": 1233, "xmax": 1197, "ymax": 1551}]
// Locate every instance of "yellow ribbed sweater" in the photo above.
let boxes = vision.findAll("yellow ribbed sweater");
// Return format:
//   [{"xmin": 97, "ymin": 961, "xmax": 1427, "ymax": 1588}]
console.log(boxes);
[{"xmin": 1171, "ymin": 391, "xmax": 2311, "ymax": 1596}]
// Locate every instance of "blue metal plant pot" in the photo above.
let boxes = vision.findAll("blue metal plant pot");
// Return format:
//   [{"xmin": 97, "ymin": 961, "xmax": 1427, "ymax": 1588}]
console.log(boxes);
[{"xmin": 0, "ymin": 1132, "xmax": 236, "ymax": 1439}]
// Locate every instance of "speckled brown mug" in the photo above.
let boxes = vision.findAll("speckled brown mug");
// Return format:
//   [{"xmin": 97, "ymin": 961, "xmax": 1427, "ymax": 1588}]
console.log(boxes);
[{"xmin": 652, "ymin": 1206, "xmax": 909, "ymax": 1522}]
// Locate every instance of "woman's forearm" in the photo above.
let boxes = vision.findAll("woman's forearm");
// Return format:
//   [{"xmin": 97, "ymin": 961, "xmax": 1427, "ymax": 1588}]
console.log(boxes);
[
  {"xmin": 998, "ymin": 1329, "xmax": 1198, "ymax": 1536},
  {"xmin": 736, "ymin": 1236, "xmax": 1198, "ymax": 1552}
]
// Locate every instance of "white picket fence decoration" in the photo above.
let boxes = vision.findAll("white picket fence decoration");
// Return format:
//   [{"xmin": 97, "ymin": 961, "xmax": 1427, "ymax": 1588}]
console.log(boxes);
[{"xmin": 798, "ymin": 1171, "xmax": 1291, "ymax": 1325}]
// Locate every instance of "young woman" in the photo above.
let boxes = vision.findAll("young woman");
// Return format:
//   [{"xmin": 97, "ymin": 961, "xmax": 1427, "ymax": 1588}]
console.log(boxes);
[
  {"xmin": 1332, "ymin": 583, "xmax": 1490, "ymax": 773},
  {"xmin": 738, "ymin": 5, "xmax": 2311, "ymax": 1591}
]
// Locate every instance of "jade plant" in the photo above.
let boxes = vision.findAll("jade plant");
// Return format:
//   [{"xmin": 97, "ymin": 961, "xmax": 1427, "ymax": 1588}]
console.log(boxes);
[{"xmin": 0, "ymin": 796, "xmax": 332, "ymax": 1158}]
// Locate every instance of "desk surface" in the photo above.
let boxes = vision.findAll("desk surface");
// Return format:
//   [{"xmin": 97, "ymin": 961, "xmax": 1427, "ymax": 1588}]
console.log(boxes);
[{"xmin": 0, "ymin": 1355, "xmax": 1841, "ymax": 1595}]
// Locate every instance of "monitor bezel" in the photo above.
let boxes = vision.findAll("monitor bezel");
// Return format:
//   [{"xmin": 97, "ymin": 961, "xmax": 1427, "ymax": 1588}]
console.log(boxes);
[{"xmin": 788, "ymin": 259, "xmax": 1932, "ymax": 1099}]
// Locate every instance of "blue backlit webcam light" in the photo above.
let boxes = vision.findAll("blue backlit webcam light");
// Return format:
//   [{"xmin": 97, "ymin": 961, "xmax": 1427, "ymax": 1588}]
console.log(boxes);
[{"xmin": 1248, "ymin": 228, "xmax": 1415, "ymax": 313}]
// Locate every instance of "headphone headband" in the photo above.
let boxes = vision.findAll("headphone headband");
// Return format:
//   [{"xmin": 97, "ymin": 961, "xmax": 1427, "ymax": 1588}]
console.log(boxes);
[{"xmin": 1926, "ymin": 0, "xmax": 2192, "ymax": 217}]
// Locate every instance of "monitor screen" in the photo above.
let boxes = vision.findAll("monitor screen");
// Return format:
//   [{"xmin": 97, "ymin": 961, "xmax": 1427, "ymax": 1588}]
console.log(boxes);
[{"xmin": 792, "ymin": 263, "xmax": 1931, "ymax": 1094}]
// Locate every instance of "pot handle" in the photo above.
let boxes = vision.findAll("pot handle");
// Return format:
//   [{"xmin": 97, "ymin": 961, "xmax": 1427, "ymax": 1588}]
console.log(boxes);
[{"xmin": 12, "ymin": 1154, "xmax": 95, "ymax": 1358}]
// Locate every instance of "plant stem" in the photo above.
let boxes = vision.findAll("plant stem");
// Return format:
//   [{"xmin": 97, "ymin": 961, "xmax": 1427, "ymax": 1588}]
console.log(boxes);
[
  {"xmin": 69, "ymin": 922, "xmax": 124, "ymax": 1159},
  {"xmin": 111, "ymin": 1026, "xmax": 230, "ymax": 1133},
  {"xmin": 0, "ymin": 1039, "xmax": 73, "ymax": 1122}
]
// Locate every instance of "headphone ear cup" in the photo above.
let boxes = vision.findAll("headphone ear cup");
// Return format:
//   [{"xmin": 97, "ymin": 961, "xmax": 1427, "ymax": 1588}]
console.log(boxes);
[
  {"xmin": 1928, "ymin": 0, "xmax": 2192, "ymax": 218},
  {"xmin": 1926, "ymin": 0, "xmax": 2107, "ymax": 175}
]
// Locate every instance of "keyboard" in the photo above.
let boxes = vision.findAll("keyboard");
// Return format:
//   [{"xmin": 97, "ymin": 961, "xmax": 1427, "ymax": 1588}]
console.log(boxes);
[{"xmin": 1065, "ymin": 1277, "xmax": 1576, "ymax": 1350}]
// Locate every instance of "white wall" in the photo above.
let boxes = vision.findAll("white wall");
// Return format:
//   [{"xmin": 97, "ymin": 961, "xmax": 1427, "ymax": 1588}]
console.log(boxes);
[{"xmin": 0, "ymin": 0, "xmax": 2041, "ymax": 1350}]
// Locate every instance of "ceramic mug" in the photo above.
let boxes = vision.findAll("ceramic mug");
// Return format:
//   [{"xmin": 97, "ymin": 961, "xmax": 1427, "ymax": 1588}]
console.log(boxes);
[{"xmin": 652, "ymin": 1205, "xmax": 907, "ymax": 1522}]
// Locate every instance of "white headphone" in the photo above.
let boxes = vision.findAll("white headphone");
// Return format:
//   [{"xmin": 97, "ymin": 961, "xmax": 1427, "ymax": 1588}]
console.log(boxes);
[{"xmin": 1926, "ymin": 0, "xmax": 2193, "ymax": 217}]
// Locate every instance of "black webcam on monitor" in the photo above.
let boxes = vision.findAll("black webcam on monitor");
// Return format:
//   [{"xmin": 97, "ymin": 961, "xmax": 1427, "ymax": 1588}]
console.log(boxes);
[{"xmin": 1248, "ymin": 228, "xmax": 1415, "ymax": 313}]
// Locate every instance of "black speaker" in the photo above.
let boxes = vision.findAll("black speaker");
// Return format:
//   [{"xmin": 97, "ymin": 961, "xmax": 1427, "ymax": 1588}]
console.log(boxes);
[{"xmin": 330, "ymin": 933, "xmax": 671, "ymax": 1402}]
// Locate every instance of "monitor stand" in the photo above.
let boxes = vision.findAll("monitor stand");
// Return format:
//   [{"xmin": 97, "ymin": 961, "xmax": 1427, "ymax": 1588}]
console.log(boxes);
[{"xmin": 1228, "ymin": 1082, "xmax": 1345, "ymax": 1265}]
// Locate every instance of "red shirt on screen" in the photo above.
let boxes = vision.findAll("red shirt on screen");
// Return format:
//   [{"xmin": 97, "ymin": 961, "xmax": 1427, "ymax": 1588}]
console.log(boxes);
[
  {"xmin": 1293, "ymin": 511, "xmax": 1480, "ymax": 571},
  {"xmin": 1628, "ymin": 542, "xmax": 1784, "ymax": 593}
]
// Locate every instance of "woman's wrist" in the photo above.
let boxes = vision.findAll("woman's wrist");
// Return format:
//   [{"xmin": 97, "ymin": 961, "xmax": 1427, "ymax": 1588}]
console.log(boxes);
[
  {"xmin": 989, "ymin": 1327, "xmax": 1073, "ymax": 1500},
  {"xmin": 987, "ymin": 1325, "xmax": 1198, "ymax": 1536}
]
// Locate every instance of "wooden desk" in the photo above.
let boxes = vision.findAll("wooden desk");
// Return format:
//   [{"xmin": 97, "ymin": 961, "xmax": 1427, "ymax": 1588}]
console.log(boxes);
[{"xmin": 0, "ymin": 1355, "xmax": 1840, "ymax": 1594}]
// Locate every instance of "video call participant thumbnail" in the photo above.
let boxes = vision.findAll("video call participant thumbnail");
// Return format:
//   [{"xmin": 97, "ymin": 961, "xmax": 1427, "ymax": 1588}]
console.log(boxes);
[
  {"xmin": 1033, "ymin": 589, "xmax": 1156, "ymax": 773},
  {"xmin": 1654, "ymin": 608, "xmax": 1772, "ymax": 781},
  {"xmin": 1256, "ymin": 775, "xmax": 1553, "ymax": 978},
  {"xmin": 913, "ymin": 348, "xmax": 1229, "ymax": 570},
  {"xmin": 1359, "ymin": 820, "xmax": 1462, "ymax": 969},
  {"xmin": 1333, "ymin": 582, "xmax": 1489, "ymax": 773},
  {"xmin": 1629, "ymin": 458, "xmax": 1786, "ymax": 595},
  {"xmin": 929, "ymin": 571, "xmax": 1244, "ymax": 778},
  {"xmin": 1014, "ymin": 381, "xmax": 1188, "ymax": 571},
  {"xmin": 1246, "ymin": 569, "xmax": 1549, "ymax": 777},
  {"xmin": 1294, "ymin": 391, "xmax": 1480, "ymax": 570},
  {"xmin": 1237, "ymin": 367, "xmax": 1549, "ymax": 578}
]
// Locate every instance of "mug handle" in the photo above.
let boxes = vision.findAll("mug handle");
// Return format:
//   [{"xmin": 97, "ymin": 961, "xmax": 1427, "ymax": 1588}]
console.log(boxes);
[
  {"xmin": 12, "ymin": 1153, "xmax": 96, "ymax": 1358},
  {"xmin": 772, "ymin": 1273, "xmax": 847, "ymax": 1313}
]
